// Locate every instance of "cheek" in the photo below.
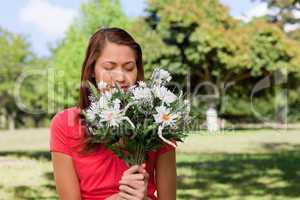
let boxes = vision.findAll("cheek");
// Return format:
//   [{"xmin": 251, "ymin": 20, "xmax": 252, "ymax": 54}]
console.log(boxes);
[
  {"xmin": 94, "ymin": 68, "xmax": 112, "ymax": 84},
  {"xmin": 127, "ymin": 69, "xmax": 138, "ymax": 84}
]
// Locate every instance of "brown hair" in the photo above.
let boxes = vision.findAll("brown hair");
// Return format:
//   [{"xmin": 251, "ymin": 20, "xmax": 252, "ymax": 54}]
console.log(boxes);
[{"xmin": 76, "ymin": 27, "xmax": 144, "ymax": 154}]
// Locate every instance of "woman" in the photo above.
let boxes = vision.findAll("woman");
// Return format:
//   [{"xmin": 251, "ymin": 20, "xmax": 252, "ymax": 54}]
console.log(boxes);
[{"xmin": 50, "ymin": 27, "xmax": 176, "ymax": 200}]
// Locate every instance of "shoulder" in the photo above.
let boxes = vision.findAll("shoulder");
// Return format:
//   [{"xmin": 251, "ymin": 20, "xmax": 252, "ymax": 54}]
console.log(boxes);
[
  {"xmin": 51, "ymin": 106, "xmax": 80, "ymax": 124},
  {"xmin": 50, "ymin": 107, "xmax": 82, "ymax": 138}
]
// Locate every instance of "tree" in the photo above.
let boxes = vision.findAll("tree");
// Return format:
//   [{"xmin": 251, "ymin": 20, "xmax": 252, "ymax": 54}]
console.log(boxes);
[
  {"xmin": 130, "ymin": 0, "xmax": 300, "ymax": 130},
  {"xmin": 261, "ymin": 0, "xmax": 300, "ymax": 29},
  {"xmin": 0, "ymin": 27, "xmax": 40, "ymax": 129},
  {"xmin": 50, "ymin": 0, "xmax": 130, "ymax": 111},
  {"xmin": 257, "ymin": 0, "xmax": 300, "ymax": 122}
]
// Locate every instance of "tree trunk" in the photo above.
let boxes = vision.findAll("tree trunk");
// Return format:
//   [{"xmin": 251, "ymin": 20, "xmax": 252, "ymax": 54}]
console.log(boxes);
[
  {"xmin": 275, "ymin": 87, "xmax": 287, "ymax": 124},
  {"xmin": 8, "ymin": 112, "xmax": 16, "ymax": 131},
  {"xmin": 206, "ymin": 102, "xmax": 219, "ymax": 133},
  {"xmin": 0, "ymin": 112, "xmax": 5, "ymax": 129}
]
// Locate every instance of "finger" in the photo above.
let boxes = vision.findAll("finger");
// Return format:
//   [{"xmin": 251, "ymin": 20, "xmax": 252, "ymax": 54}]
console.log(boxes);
[
  {"xmin": 123, "ymin": 165, "xmax": 140, "ymax": 175},
  {"xmin": 143, "ymin": 171, "xmax": 149, "ymax": 180},
  {"xmin": 119, "ymin": 185, "xmax": 145, "ymax": 199},
  {"xmin": 119, "ymin": 179, "xmax": 145, "ymax": 189},
  {"xmin": 118, "ymin": 191, "xmax": 139, "ymax": 200},
  {"xmin": 139, "ymin": 163, "xmax": 146, "ymax": 171},
  {"xmin": 121, "ymin": 173, "xmax": 145, "ymax": 181},
  {"xmin": 141, "ymin": 163, "xmax": 146, "ymax": 169},
  {"xmin": 137, "ymin": 166, "xmax": 146, "ymax": 174},
  {"xmin": 137, "ymin": 167, "xmax": 149, "ymax": 181},
  {"xmin": 117, "ymin": 195, "xmax": 127, "ymax": 200},
  {"xmin": 119, "ymin": 184, "xmax": 137, "ymax": 195}
]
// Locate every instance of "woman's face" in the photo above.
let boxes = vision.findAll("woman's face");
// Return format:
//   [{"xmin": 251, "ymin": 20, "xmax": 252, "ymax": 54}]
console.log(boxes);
[{"xmin": 94, "ymin": 42, "xmax": 138, "ymax": 91}]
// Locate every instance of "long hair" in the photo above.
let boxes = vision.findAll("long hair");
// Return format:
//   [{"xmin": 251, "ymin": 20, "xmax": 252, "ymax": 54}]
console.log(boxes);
[
  {"xmin": 79, "ymin": 27, "xmax": 144, "ymax": 109},
  {"xmin": 76, "ymin": 27, "xmax": 144, "ymax": 154}
]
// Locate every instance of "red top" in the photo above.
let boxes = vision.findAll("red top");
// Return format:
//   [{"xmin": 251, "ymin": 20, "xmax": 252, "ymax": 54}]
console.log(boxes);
[{"xmin": 49, "ymin": 107, "xmax": 175, "ymax": 200}]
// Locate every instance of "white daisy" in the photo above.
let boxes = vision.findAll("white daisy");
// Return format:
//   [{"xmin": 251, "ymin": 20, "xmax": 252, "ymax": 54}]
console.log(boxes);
[
  {"xmin": 98, "ymin": 96, "xmax": 110, "ymax": 109},
  {"xmin": 152, "ymin": 68, "xmax": 172, "ymax": 84},
  {"xmin": 98, "ymin": 99, "xmax": 136, "ymax": 128},
  {"xmin": 99, "ymin": 108, "xmax": 123, "ymax": 127},
  {"xmin": 101, "ymin": 89, "xmax": 114, "ymax": 100},
  {"xmin": 127, "ymin": 84, "xmax": 137, "ymax": 92},
  {"xmin": 86, "ymin": 110, "xmax": 96, "ymax": 121},
  {"xmin": 153, "ymin": 105, "xmax": 178, "ymax": 126},
  {"xmin": 153, "ymin": 86, "xmax": 177, "ymax": 104},
  {"xmin": 113, "ymin": 99, "xmax": 121, "ymax": 110},
  {"xmin": 138, "ymin": 81, "xmax": 147, "ymax": 87},
  {"xmin": 86, "ymin": 101, "xmax": 102, "ymax": 121},
  {"xmin": 132, "ymin": 86, "xmax": 152, "ymax": 102},
  {"xmin": 97, "ymin": 81, "xmax": 107, "ymax": 91}
]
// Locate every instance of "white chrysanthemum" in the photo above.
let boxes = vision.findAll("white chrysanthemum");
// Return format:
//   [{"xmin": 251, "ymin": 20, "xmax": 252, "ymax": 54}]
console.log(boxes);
[
  {"xmin": 153, "ymin": 86, "xmax": 177, "ymax": 104},
  {"xmin": 86, "ymin": 101, "xmax": 101, "ymax": 121},
  {"xmin": 86, "ymin": 110, "xmax": 96, "ymax": 121},
  {"xmin": 88, "ymin": 101, "xmax": 99, "ymax": 112},
  {"xmin": 132, "ymin": 86, "xmax": 152, "ymax": 102},
  {"xmin": 97, "ymin": 81, "xmax": 107, "ymax": 91},
  {"xmin": 152, "ymin": 68, "xmax": 172, "ymax": 83},
  {"xmin": 99, "ymin": 108, "xmax": 123, "ymax": 127},
  {"xmin": 127, "ymin": 84, "xmax": 137, "ymax": 92},
  {"xmin": 153, "ymin": 105, "xmax": 178, "ymax": 126},
  {"xmin": 97, "ymin": 96, "xmax": 109, "ymax": 109},
  {"xmin": 138, "ymin": 81, "xmax": 147, "ymax": 87},
  {"xmin": 113, "ymin": 99, "xmax": 121, "ymax": 110},
  {"xmin": 101, "ymin": 89, "xmax": 114, "ymax": 100}
]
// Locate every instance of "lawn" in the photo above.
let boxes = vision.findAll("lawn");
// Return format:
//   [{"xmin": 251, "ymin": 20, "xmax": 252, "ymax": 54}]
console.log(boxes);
[{"xmin": 0, "ymin": 128, "xmax": 299, "ymax": 200}]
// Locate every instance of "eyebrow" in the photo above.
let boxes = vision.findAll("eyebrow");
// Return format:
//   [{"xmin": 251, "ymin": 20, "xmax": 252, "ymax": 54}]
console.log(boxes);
[{"xmin": 101, "ymin": 60, "xmax": 136, "ymax": 66}]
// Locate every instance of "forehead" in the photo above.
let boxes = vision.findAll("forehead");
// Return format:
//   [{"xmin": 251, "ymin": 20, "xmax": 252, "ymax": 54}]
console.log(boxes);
[{"xmin": 98, "ymin": 42, "xmax": 136, "ymax": 63}]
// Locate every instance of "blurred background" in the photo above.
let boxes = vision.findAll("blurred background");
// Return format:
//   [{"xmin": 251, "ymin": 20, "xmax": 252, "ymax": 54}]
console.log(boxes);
[{"xmin": 0, "ymin": 0, "xmax": 300, "ymax": 199}]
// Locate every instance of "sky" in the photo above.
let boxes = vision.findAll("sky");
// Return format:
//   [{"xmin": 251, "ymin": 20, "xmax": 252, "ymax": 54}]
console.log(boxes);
[{"xmin": 0, "ymin": 0, "xmax": 270, "ymax": 57}]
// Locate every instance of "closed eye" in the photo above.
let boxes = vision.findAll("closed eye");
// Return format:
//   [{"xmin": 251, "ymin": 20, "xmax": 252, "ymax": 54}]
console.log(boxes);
[
  {"xmin": 124, "ymin": 63, "xmax": 136, "ymax": 71},
  {"xmin": 103, "ymin": 64, "xmax": 115, "ymax": 70},
  {"xmin": 124, "ymin": 66, "xmax": 135, "ymax": 71}
]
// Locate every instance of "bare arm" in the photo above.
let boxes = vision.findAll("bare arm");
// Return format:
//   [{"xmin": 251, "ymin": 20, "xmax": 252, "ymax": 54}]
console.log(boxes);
[
  {"xmin": 51, "ymin": 152, "xmax": 81, "ymax": 200},
  {"xmin": 155, "ymin": 150, "xmax": 177, "ymax": 200},
  {"xmin": 52, "ymin": 152, "xmax": 144, "ymax": 200}
]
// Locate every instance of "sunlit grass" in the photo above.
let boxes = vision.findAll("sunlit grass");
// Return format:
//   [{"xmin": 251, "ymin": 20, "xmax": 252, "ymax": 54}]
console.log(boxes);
[
  {"xmin": 176, "ymin": 152, "xmax": 300, "ymax": 200},
  {"xmin": 0, "ymin": 155, "xmax": 57, "ymax": 200},
  {"xmin": 0, "ymin": 128, "xmax": 300, "ymax": 199}
]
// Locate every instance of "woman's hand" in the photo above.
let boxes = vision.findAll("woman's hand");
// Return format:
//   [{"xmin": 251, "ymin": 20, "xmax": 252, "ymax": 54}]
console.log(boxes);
[{"xmin": 118, "ymin": 163, "xmax": 149, "ymax": 200}]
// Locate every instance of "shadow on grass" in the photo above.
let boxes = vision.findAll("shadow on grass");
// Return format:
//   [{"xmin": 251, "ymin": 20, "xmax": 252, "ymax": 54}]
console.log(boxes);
[
  {"xmin": 1, "ymin": 144, "xmax": 300, "ymax": 199},
  {"xmin": 0, "ymin": 151, "xmax": 57, "ymax": 199},
  {"xmin": 0, "ymin": 150, "xmax": 51, "ymax": 160},
  {"xmin": 176, "ymin": 144, "xmax": 300, "ymax": 200},
  {"xmin": 13, "ymin": 185, "xmax": 57, "ymax": 200},
  {"xmin": 11, "ymin": 171, "xmax": 57, "ymax": 200}
]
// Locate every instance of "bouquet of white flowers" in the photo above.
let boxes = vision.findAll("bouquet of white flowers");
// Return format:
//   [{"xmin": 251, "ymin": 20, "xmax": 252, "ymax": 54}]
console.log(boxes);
[{"xmin": 81, "ymin": 68, "xmax": 191, "ymax": 166}]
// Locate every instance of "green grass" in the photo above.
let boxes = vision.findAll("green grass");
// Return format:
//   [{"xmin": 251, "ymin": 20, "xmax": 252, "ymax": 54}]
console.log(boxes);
[
  {"xmin": 0, "ymin": 155, "xmax": 56, "ymax": 200},
  {"xmin": 176, "ymin": 152, "xmax": 300, "ymax": 200},
  {"xmin": 0, "ymin": 128, "xmax": 300, "ymax": 199}
]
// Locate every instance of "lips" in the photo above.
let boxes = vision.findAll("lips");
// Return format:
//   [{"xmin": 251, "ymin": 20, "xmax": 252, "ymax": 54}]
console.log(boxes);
[
  {"xmin": 121, "ymin": 86, "xmax": 129, "ymax": 91},
  {"xmin": 111, "ymin": 84, "xmax": 128, "ymax": 89},
  {"xmin": 119, "ymin": 85, "xmax": 128, "ymax": 88}
]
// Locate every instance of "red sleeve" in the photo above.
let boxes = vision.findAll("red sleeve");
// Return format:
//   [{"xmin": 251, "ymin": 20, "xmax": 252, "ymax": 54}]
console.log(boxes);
[
  {"xmin": 50, "ymin": 112, "xmax": 72, "ymax": 156},
  {"xmin": 157, "ymin": 140, "xmax": 177, "ymax": 156}
]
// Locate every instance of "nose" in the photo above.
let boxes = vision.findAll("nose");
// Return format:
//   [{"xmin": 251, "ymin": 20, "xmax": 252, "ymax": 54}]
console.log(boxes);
[{"xmin": 112, "ymin": 69, "xmax": 126, "ymax": 85}]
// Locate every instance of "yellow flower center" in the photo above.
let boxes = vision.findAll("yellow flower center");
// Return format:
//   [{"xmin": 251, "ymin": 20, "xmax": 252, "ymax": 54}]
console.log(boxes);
[
  {"xmin": 107, "ymin": 112, "xmax": 113, "ymax": 120},
  {"xmin": 162, "ymin": 114, "xmax": 170, "ymax": 122}
]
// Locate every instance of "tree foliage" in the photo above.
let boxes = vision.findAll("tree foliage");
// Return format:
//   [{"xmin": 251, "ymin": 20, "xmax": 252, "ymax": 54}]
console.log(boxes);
[
  {"xmin": 130, "ymin": 0, "xmax": 300, "ymax": 122},
  {"xmin": 0, "ymin": 27, "xmax": 47, "ymax": 129},
  {"xmin": 50, "ymin": 0, "xmax": 130, "ymax": 109}
]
